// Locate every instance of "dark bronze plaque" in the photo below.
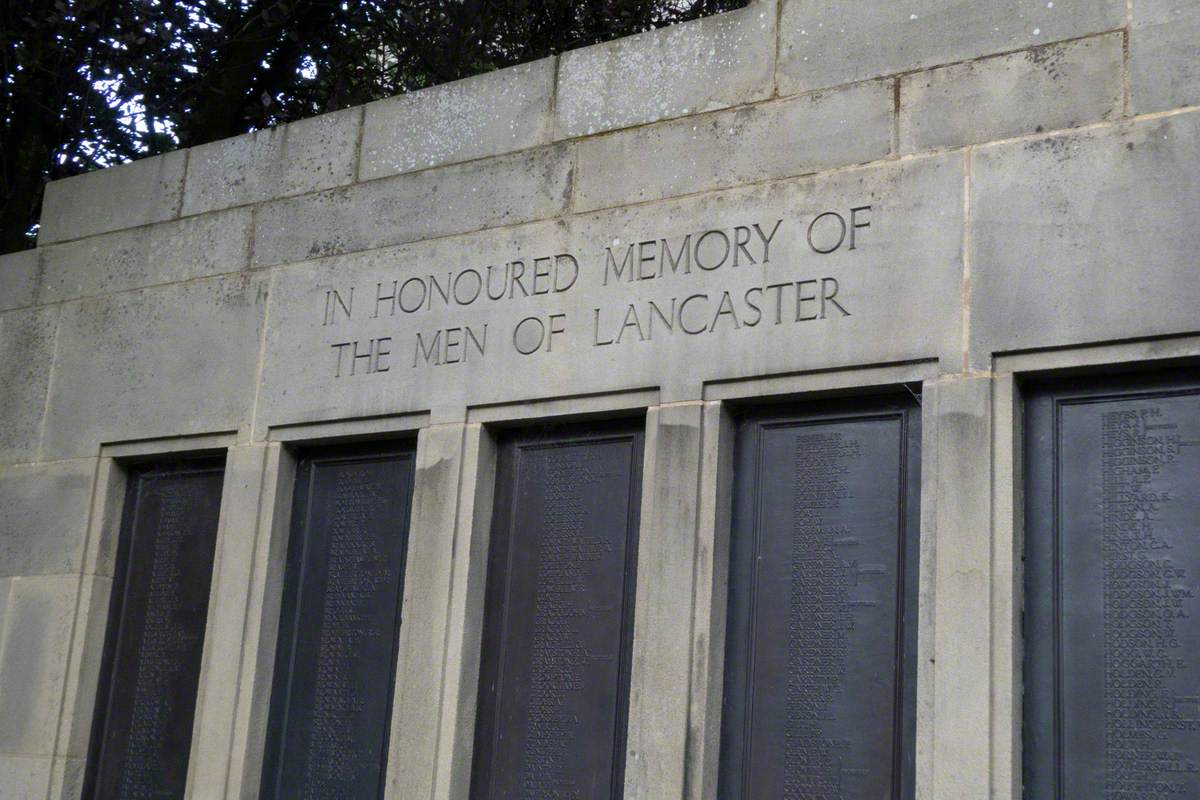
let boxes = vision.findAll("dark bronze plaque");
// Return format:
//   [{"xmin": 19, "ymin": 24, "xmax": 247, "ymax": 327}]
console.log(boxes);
[
  {"xmin": 260, "ymin": 443, "xmax": 416, "ymax": 800},
  {"xmin": 471, "ymin": 421, "xmax": 644, "ymax": 800},
  {"xmin": 1025, "ymin": 372, "xmax": 1200, "ymax": 799},
  {"xmin": 83, "ymin": 458, "xmax": 225, "ymax": 800},
  {"xmin": 720, "ymin": 397, "xmax": 920, "ymax": 799}
]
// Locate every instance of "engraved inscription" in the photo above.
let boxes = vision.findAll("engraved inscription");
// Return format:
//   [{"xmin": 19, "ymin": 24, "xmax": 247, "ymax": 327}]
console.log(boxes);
[
  {"xmin": 521, "ymin": 447, "xmax": 609, "ymax": 798},
  {"xmin": 313, "ymin": 209, "xmax": 872, "ymax": 377},
  {"xmin": 1029, "ymin": 381, "xmax": 1200, "ymax": 800},
  {"xmin": 119, "ymin": 478, "xmax": 210, "ymax": 797},
  {"xmin": 303, "ymin": 466, "xmax": 393, "ymax": 795},
  {"xmin": 722, "ymin": 408, "xmax": 918, "ymax": 800},
  {"xmin": 261, "ymin": 450, "xmax": 414, "ymax": 800},
  {"xmin": 85, "ymin": 463, "xmax": 224, "ymax": 800},
  {"xmin": 1100, "ymin": 408, "xmax": 1200, "ymax": 799},
  {"xmin": 472, "ymin": 429, "xmax": 641, "ymax": 800},
  {"xmin": 785, "ymin": 432, "xmax": 871, "ymax": 796}
]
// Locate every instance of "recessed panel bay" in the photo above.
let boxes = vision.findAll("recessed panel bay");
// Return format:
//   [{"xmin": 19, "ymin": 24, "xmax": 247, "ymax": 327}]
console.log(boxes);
[
  {"xmin": 720, "ymin": 399, "xmax": 920, "ymax": 799},
  {"xmin": 261, "ymin": 444, "xmax": 415, "ymax": 800},
  {"xmin": 84, "ymin": 459, "xmax": 225, "ymax": 800},
  {"xmin": 1025, "ymin": 373, "xmax": 1200, "ymax": 799},
  {"xmin": 471, "ymin": 423, "xmax": 643, "ymax": 799}
]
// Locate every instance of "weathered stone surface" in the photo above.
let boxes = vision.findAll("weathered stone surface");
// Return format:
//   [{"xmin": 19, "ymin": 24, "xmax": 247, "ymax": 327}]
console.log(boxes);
[
  {"xmin": 39, "ymin": 150, "xmax": 187, "ymax": 244},
  {"xmin": 50, "ymin": 756, "xmax": 86, "ymax": 800},
  {"xmin": 428, "ymin": 424, "xmax": 495, "ymax": 800},
  {"xmin": 924, "ymin": 376, "xmax": 994, "ymax": 798},
  {"xmin": 1131, "ymin": 0, "xmax": 1200, "ymax": 114},
  {"xmin": 969, "ymin": 112, "xmax": 1200, "ymax": 368},
  {"xmin": 182, "ymin": 107, "xmax": 361, "ymax": 216},
  {"xmin": 0, "ymin": 250, "xmax": 38, "ymax": 312},
  {"xmin": 38, "ymin": 208, "xmax": 251, "ymax": 303},
  {"xmin": 0, "ymin": 459, "xmax": 94, "ymax": 578},
  {"xmin": 556, "ymin": 2, "xmax": 776, "ymax": 138},
  {"xmin": 684, "ymin": 401, "xmax": 733, "ymax": 800},
  {"xmin": 0, "ymin": 579, "xmax": 9, "ymax": 637},
  {"xmin": 0, "ymin": 576, "xmax": 78, "ymax": 756},
  {"xmin": 40, "ymin": 274, "xmax": 267, "ymax": 461},
  {"xmin": 186, "ymin": 444, "xmax": 267, "ymax": 795},
  {"xmin": 0, "ymin": 755, "xmax": 52, "ymax": 798},
  {"xmin": 256, "ymin": 153, "xmax": 963, "ymax": 428},
  {"xmin": 0, "ymin": 306, "xmax": 59, "ymax": 465},
  {"xmin": 360, "ymin": 59, "xmax": 555, "ymax": 181},
  {"xmin": 623, "ymin": 404, "xmax": 703, "ymax": 797},
  {"xmin": 385, "ymin": 424, "xmax": 464, "ymax": 800},
  {"xmin": 76, "ymin": 459, "xmax": 122, "ymax": 581},
  {"xmin": 575, "ymin": 80, "xmax": 892, "ymax": 212},
  {"xmin": 779, "ymin": 0, "xmax": 1125, "ymax": 95},
  {"xmin": 988, "ymin": 374, "xmax": 1020, "ymax": 797},
  {"xmin": 252, "ymin": 144, "xmax": 574, "ymax": 267},
  {"xmin": 899, "ymin": 34, "xmax": 1123, "ymax": 152},
  {"xmin": 52, "ymin": 575, "xmax": 112, "ymax": 761}
]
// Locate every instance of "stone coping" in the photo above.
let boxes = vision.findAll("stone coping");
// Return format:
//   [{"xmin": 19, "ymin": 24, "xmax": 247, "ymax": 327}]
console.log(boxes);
[{"xmin": 28, "ymin": 0, "xmax": 1144, "ymax": 249}]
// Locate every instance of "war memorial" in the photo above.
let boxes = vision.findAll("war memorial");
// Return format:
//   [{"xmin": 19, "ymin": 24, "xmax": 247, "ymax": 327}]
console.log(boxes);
[{"xmin": 1, "ymin": 0, "xmax": 1198, "ymax": 797}]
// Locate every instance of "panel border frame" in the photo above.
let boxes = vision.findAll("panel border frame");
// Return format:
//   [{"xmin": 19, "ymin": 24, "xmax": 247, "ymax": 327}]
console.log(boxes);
[
  {"xmin": 993, "ymin": 332, "xmax": 1200, "ymax": 800},
  {"xmin": 468, "ymin": 416, "xmax": 647, "ymax": 800},
  {"xmin": 717, "ymin": 392, "xmax": 923, "ymax": 799},
  {"xmin": 258, "ymin": 438, "xmax": 418, "ymax": 800},
  {"xmin": 1019, "ymin": 363, "xmax": 1200, "ymax": 799},
  {"xmin": 47, "ymin": 430, "xmax": 239, "ymax": 799}
]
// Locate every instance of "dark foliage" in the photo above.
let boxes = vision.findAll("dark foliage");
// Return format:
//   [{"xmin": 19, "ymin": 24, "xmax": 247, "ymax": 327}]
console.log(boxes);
[{"xmin": 0, "ymin": 0, "xmax": 747, "ymax": 253}]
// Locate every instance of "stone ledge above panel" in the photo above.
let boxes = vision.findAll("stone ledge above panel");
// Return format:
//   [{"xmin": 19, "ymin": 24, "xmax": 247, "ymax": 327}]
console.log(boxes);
[
  {"xmin": 35, "ymin": 0, "xmax": 1179, "ymax": 263},
  {"xmin": 968, "ymin": 110, "xmax": 1200, "ymax": 369}
]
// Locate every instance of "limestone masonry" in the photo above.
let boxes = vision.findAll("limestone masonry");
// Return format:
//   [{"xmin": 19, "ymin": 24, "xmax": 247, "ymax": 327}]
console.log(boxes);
[{"xmin": 1, "ymin": 0, "xmax": 1199, "ymax": 797}]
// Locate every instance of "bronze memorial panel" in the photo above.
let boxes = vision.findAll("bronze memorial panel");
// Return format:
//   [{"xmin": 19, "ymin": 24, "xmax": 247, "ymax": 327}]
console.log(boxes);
[
  {"xmin": 471, "ymin": 421, "xmax": 644, "ymax": 800},
  {"xmin": 1025, "ymin": 372, "xmax": 1200, "ymax": 798},
  {"xmin": 719, "ymin": 397, "xmax": 921, "ymax": 799},
  {"xmin": 83, "ymin": 458, "xmax": 226, "ymax": 799},
  {"xmin": 260, "ymin": 443, "xmax": 416, "ymax": 800}
]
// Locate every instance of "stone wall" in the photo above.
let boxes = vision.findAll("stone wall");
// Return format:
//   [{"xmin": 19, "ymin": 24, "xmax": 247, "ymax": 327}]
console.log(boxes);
[{"xmin": 1, "ymin": 0, "xmax": 1198, "ymax": 796}]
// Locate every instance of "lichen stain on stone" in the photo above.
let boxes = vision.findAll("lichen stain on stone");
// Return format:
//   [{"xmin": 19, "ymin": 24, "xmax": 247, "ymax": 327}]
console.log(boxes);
[
  {"xmin": 206, "ymin": 276, "xmax": 255, "ymax": 312},
  {"xmin": 306, "ymin": 239, "xmax": 343, "ymax": 260},
  {"xmin": 560, "ymin": 161, "xmax": 575, "ymax": 209},
  {"xmin": 1025, "ymin": 42, "xmax": 1067, "ymax": 80},
  {"xmin": 1023, "ymin": 131, "xmax": 1083, "ymax": 161}
]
